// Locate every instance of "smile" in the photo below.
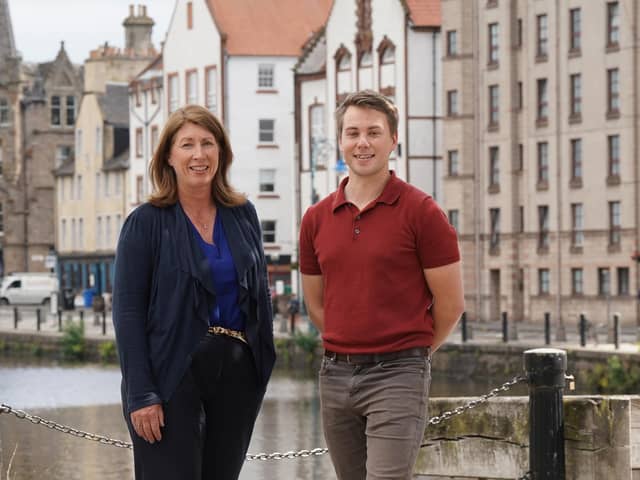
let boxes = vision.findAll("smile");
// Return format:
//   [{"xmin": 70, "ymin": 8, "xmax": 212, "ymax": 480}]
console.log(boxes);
[
  {"xmin": 355, "ymin": 154, "xmax": 374, "ymax": 160},
  {"xmin": 189, "ymin": 165, "xmax": 209, "ymax": 172}
]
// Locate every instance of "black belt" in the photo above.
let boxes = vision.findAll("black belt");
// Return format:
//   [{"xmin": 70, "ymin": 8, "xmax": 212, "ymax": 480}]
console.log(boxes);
[{"xmin": 324, "ymin": 347, "xmax": 431, "ymax": 365}]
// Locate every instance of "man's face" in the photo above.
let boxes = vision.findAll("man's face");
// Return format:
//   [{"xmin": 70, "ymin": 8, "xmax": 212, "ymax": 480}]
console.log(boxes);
[{"xmin": 339, "ymin": 106, "xmax": 397, "ymax": 180}]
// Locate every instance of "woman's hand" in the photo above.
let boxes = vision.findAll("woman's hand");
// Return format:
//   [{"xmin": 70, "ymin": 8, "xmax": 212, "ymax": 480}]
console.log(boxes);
[{"xmin": 130, "ymin": 404, "xmax": 165, "ymax": 443}]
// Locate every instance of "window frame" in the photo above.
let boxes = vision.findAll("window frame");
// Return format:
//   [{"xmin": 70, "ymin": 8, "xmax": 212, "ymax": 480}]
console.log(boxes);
[
  {"xmin": 536, "ymin": 14, "xmax": 548, "ymax": 59},
  {"xmin": 258, "ymin": 119, "xmax": 275, "ymax": 143},
  {"xmin": 488, "ymin": 23, "xmax": 499, "ymax": 65},
  {"xmin": 261, "ymin": 220, "xmax": 276, "ymax": 244},
  {"xmin": 51, "ymin": 95, "xmax": 61, "ymax": 126}
]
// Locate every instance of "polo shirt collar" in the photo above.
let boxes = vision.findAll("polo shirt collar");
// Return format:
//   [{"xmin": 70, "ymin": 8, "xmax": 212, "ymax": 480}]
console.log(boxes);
[{"xmin": 332, "ymin": 170, "xmax": 402, "ymax": 212}]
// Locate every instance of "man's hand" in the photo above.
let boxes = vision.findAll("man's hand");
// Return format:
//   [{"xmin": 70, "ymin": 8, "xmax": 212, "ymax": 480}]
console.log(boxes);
[{"xmin": 131, "ymin": 403, "xmax": 165, "ymax": 443}]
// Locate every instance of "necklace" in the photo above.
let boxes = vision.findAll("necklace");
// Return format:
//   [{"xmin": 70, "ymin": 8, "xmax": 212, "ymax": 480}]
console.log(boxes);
[{"xmin": 183, "ymin": 205, "xmax": 215, "ymax": 232}]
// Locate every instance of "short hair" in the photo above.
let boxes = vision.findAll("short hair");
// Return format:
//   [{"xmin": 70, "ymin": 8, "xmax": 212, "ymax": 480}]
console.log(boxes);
[
  {"xmin": 148, "ymin": 105, "xmax": 245, "ymax": 207},
  {"xmin": 335, "ymin": 90, "xmax": 399, "ymax": 139}
]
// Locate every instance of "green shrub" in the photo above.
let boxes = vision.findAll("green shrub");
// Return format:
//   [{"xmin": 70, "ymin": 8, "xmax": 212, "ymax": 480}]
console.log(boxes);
[
  {"xmin": 61, "ymin": 320, "xmax": 85, "ymax": 361},
  {"xmin": 584, "ymin": 356, "xmax": 640, "ymax": 394},
  {"xmin": 294, "ymin": 332, "xmax": 320, "ymax": 355},
  {"xmin": 98, "ymin": 340, "xmax": 118, "ymax": 364}
]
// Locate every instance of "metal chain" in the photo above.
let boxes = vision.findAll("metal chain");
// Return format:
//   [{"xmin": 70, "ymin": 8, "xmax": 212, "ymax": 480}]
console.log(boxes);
[
  {"xmin": 517, "ymin": 471, "xmax": 532, "ymax": 480},
  {"xmin": 427, "ymin": 374, "xmax": 527, "ymax": 426},
  {"xmin": 1, "ymin": 374, "xmax": 527, "ymax": 461}
]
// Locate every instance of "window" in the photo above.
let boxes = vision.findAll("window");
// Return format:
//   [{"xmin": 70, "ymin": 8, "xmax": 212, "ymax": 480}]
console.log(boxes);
[
  {"xmin": 598, "ymin": 268, "xmax": 611, "ymax": 296},
  {"xmin": 448, "ymin": 150, "xmax": 459, "ymax": 176},
  {"xmin": 538, "ymin": 205, "xmax": 549, "ymax": 249},
  {"xmin": 519, "ymin": 206, "xmax": 524, "ymax": 232},
  {"xmin": 537, "ymin": 79, "xmax": 548, "ymax": 122},
  {"xmin": 516, "ymin": 82, "xmax": 523, "ymax": 110},
  {"xmin": 447, "ymin": 90, "xmax": 458, "ymax": 116},
  {"xmin": 516, "ymin": 143, "xmax": 523, "ymax": 171},
  {"xmin": 187, "ymin": 1, "xmax": 193, "ymax": 29},
  {"xmin": 571, "ymin": 203, "xmax": 583, "ymax": 247},
  {"xmin": 571, "ymin": 138, "xmax": 582, "ymax": 180},
  {"xmin": 488, "ymin": 85, "xmax": 499, "ymax": 127},
  {"xmin": 61, "ymin": 219, "xmax": 66, "ymax": 249},
  {"xmin": 489, "ymin": 146, "xmax": 499, "ymax": 187},
  {"xmin": 76, "ymin": 129, "xmax": 83, "ymax": 154},
  {"xmin": 115, "ymin": 173, "xmax": 122, "ymax": 195},
  {"xmin": 116, "ymin": 214, "xmax": 123, "ymax": 240},
  {"xmin": 259, "ymin": 169, "xmax": 275, "ymax": 192},
  {"xmin": 447, "ymin": 30, "xmax": 458, "ymax": 56},
  {"xmin": 95, "ymin": 172, "xmax": 101, "ymax": 198},
  {"xmin": 571, "ymin": 268, "xmax": 583, "ymax": 295},
  {"xmin": 168, "ymin": 73, "xmax": 179, "ymax": 113},
  {"xmin": 136, "ymin": 128, "xmax": 143, "ymax": 157},
  {"xmin": 205, "ymin": 67, "xmax": 217, "ymax": 114},
  {"xmin": 488, "ymin": 23, "xmax": 499, "ymax": 64},
  {"xmin": 186, "ymin": 70, "xmax": 198, "ymax": 104},
  {"xmin": 515, "ymin": 18, "xmax": 523, "ymax": 48},
  {"xmin": 538, "ymin": 269, "xmax": 550, "ymax": 295},
  {"xmin": 76, "ymin": 174, "xmax": 82, "ymax": 200},
  {"xmin": 309, "ymin": 104, "xmax": 327, "ymax": 167},
  {"xmin": 608, "ymin": 134, "xmax": 620, "ymax": 177},
  {"xmin": 338, "ymin": 52, "xmax": 352, "ymax": 71},
  {"xmin": 66, "ymin": 96, "xmax": 76, "ymax": 125},
  {"xmin": 569, "ymin": 8, "xmax": 581, "ymax": 52},
  {"xmin": 106, "ymin": 216, "xmax": 112, "ymax": 249},
  {"xmin": 136, "ymin": 176, "xmax": 143, "ymax": 204},
  {"xmin": 151, "ymin": 125, "xmax": 159, "ymax": 155},
  {"xmin": 261, "ymin": 220, "xmax": 276, "ymax": 243},
  {"xmin": 609, "ymin": 201, "xmax": 621, "ymax": 245},
  {"xmin": 259, "ymin": 119, "xmax": 275, "ymax": 143},
  {"xmin": 617, "ymin": 267, "xmax": 629, "ymax": 295},
  {"xmin": 51, "ymin": 96, "xmax": 61, "ymax": 126},
  {"xmin": 607, "ymin": 68, "xmax": 619, "ymax": 115},
  {"xmin": 570, "ymin": 74, "xmax": 581, "ymax": 117},
  {"xmin": 537, "ymin": 142, "xmax": 549, "ymax": 184},
  {"xmin": 95, "ymin": 127, "xmax": 102, "ymax": 156},
  {"xmin": 381, "ymin": 47, "xmax": 395, "ymax": 64},
  {"xmin": 537, "ymin": 14, "xmax": 548, "ymax": 58},
  {"xmin": 489, "ymin": 208, "xmax": 500, "ymax": 249},
  {"xmin": 258, "ymin": 64, "xmax": 275, "ymax": 88},
  {"xmin": 0, "ymin": 98, "xmax": 9, "ymax": 124},
  {"xmin": 78, "ymin": 218, "xmax": 84, "ymax": 250},
  {"xmin": 55, "ymin": 145, "xmax": 72, "ymax": 168},
  {"xmin": 97, "ymin": 217, "xmax": 103, "ymax": 249},
  {"xmin": 104, "ymin": 172, "xmax": 110, "ymax": 197},
  {"xmin": 607, "ymin": 2, "xmax": 620, "ymax": 47},
  {"xmin": 448, "ymin": 209, "xmax": 459, "ymax": 231}
]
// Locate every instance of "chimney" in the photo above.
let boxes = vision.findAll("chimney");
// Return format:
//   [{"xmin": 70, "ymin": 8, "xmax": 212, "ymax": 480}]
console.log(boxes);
[{"xmin": 129, "ymin": 4, "xmax": 134, "ymax": 16}]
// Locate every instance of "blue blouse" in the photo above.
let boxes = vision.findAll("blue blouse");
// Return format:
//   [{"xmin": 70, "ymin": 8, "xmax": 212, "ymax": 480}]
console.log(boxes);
[{"xmin": 191, "ymin": 212, "xmax": 246, "ymax": 331}]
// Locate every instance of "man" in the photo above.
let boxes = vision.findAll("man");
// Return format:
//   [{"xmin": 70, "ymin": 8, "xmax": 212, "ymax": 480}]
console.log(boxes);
[{"xmin": 299, "ymin": 90, "xmax": 464, "ymax": 480}]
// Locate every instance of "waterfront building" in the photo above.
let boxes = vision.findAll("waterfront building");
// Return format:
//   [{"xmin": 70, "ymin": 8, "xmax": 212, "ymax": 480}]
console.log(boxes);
[
  {"xmin": 441, "ymin": 0, "xmax": 640, "ymax": 327},
  {"xmin": 161, "ymin": 0, "xmax": 332, "ymax": 293},
  {"xmin": 0, "ymin": 0, "xmax": 82, "ymax": 275},
  {"xmin": 54, "ymin": 5, "xmax": 157, "ymax": 294}
]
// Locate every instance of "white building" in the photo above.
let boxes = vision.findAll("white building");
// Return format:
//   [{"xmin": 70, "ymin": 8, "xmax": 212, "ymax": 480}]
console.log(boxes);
[
  {"xmin": 295, "ymin": 0, "xmax": 443, "ymax": 220},
  {"xmin": 161, "ymin": 0, "xmax": 331, "ymax": 293}
]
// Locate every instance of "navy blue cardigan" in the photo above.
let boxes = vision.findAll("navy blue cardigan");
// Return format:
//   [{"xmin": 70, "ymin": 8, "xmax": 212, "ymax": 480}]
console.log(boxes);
[{"xmin": 113, "ymin": 201, "xmax": 276, "ymax": 414}]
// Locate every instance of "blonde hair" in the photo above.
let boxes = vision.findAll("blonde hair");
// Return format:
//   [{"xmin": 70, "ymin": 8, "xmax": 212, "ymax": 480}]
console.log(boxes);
[
  {"xmin": 148, "ymin": 105, "xmax": 245, "ymax": 207},
  {"xmin": 335, "ymin": 90, "xmax": 399, "ymax": 138}
]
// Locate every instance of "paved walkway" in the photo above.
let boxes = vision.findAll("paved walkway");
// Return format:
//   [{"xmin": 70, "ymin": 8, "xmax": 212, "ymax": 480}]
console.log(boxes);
[{"xmin": 1, "ymin": 306, "xmax": 638, "ymax": 354}]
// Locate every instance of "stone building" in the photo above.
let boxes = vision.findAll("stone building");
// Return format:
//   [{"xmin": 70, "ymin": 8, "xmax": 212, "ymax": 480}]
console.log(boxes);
[
  {"xmin": 442, "ymin": 0, "xmax": 640, "ymax": 328},
  {"xmin": 0, "ymin": 0, "xmax": 82, "ymax": 275}
]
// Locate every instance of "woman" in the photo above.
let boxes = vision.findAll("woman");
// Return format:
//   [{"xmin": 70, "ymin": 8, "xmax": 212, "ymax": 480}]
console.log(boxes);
[{"xmin": 113, "ymin": 105, "xmax": 276, "ymax": 479}]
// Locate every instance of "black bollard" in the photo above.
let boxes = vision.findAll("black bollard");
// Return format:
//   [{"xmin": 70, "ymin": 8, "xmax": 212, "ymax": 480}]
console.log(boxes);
[
  {"xmin": 579, "ymin": 313, "xmax": 587, "ymax": 347},
  {"xmin": 57, "ymin": 309, "xmax": 62, "ymax": 332},
  {"xmin": 524, "ymin": 348, "xmax": 567, "ymax": 480},
  {"xmin": 102, "ymin": 310, "xmax": 107, "ymax": 336},
  {"xmin": 502, "ymin": 311, "xmax": 508, "ymax": 343},
  {"xmin": 36, "ymin": 308, "xmax": 41, "ymax": 331},
  {"xmin": 461, "ymin": 312, "xmax": 468, "ymax": 343},
  {"xmin": 13, "ymin": 307, "xmax": 18, "ymax": 329},
  {"xmin": 544, "ymin": 312, "xmax": 551, "ymax": 345},
  {"xmin": 79, "ymin": 309, "xmax": 84, "ymax": 329},
  {"xmin": 613, "ymin": 313, "xmax": 620, "ymax": 350}
]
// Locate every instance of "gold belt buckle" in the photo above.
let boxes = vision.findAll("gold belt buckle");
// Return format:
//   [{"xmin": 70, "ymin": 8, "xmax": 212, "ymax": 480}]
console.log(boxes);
[{"xmin": 208, "ymin": 326, "xmax": 248, "ymax": 344}]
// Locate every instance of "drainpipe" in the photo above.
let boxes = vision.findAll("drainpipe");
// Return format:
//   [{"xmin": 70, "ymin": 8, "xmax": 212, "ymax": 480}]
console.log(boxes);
[
  {"xmin": 472, "ymin": 0, "xmax": 483, "ymax": 321},
  {"xmin": 20, "ymin": 98, "xmax": 28, "ymax": 271},
  {"xmin": 633, "ymin": 0, "xmax": 640, "ymax": 337},
  {"xmin": 432, "ymin": 30, "xmax": 438, "ymax": 201},
  {"xmin": 554, "ymin": 0, "xmax": 564, "ymax": 339}
]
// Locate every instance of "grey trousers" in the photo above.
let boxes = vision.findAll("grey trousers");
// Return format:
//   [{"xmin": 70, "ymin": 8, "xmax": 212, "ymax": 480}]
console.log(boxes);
[{"xmin": 319, "ymin": 353, "xmax": 431, "ymax": 480}]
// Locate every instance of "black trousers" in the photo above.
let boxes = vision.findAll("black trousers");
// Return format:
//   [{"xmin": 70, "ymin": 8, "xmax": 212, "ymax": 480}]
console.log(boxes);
[{"xmin": 122, "ymin": 334, "xmax": 264, "ymax": 480}]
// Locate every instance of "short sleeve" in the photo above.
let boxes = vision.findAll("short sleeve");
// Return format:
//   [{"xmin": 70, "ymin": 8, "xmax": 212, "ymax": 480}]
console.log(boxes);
[
  {"xmin": 415, "ymin": 198, "xmax": 460, "ymax": 269},
  {"xmin": 299, "ymin": 208, "xmax": 322, "ymax": 275}
]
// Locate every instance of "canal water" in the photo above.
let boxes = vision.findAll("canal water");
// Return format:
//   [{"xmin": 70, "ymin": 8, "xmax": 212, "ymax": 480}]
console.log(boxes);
[{"xmin": 0, "ymin": 359, "xmax": 526, "ymax": 479}]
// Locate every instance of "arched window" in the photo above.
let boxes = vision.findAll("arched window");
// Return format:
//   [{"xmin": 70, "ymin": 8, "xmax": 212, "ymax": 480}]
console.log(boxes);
[
  {"xmin": 377, "ymin": 37, "xmax": 396, "ymax": 101},
  {"xmin": 358, "ymin": 50, "xmax": 373, "ymax": 90},
  {"xmin": 334, "ymin": 46, "xmax": 352, "ymax": 104}
]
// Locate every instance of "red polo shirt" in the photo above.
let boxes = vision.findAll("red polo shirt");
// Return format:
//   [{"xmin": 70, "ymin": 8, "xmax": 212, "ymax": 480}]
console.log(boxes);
[{"xmin": 299, "ymin": 172, "xmax": 460, "ymax": 353}]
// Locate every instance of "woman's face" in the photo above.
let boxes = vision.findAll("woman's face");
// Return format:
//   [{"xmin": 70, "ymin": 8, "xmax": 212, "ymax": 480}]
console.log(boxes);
[{"xmin": 168, "ymin": 122, "xmax": 220, "ymax": 194}]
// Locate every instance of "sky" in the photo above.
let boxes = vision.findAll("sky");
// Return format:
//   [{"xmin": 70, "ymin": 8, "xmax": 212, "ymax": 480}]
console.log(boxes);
[{"xmin": 8, "ymin": 0, "xmax": 175, "ymax": 65}]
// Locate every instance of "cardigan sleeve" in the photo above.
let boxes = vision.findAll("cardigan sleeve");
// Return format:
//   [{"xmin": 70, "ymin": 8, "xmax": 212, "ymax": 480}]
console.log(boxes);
[{"xmin": 112, "ymin": 205, "xmax": 163, "ymax": 413}]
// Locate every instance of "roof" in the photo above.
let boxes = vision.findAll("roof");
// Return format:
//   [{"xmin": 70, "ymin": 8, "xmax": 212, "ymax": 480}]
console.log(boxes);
[
  {"xmin": 207, "ymin": 0, "xmax": 332, "ymax": 56},
  {"xmin": 103, "ymin": 147, "xmax": 129, "ymax": 171},
  {"xmin": 97, "ymin": 83, "xmax": 129, "ymax": 127},
  {"xmin": 404, "ymin": 0, "xmax": 441, "ymax": 28}
]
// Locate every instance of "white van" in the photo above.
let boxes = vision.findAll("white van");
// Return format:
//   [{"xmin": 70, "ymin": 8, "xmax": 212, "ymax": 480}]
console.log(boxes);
[{"xmin": 0, "ymin": 273, "xmax": 59, "ymax": 306}]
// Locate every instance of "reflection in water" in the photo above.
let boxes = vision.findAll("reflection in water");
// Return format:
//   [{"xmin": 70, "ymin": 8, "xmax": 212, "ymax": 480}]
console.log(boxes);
[{"xmin": 0, "ymin": 361, "xmax": 527, "ymax": 479}]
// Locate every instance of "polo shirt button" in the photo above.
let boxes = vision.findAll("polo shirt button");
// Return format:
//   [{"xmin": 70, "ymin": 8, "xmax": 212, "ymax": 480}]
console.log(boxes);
[
  {"xmin": 356, "ymin": 215, "xmax": 361, "ymax": 220},
  {"xmin": 355, "ymin": 228, "xmax": 360, "ymax": 234}
]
